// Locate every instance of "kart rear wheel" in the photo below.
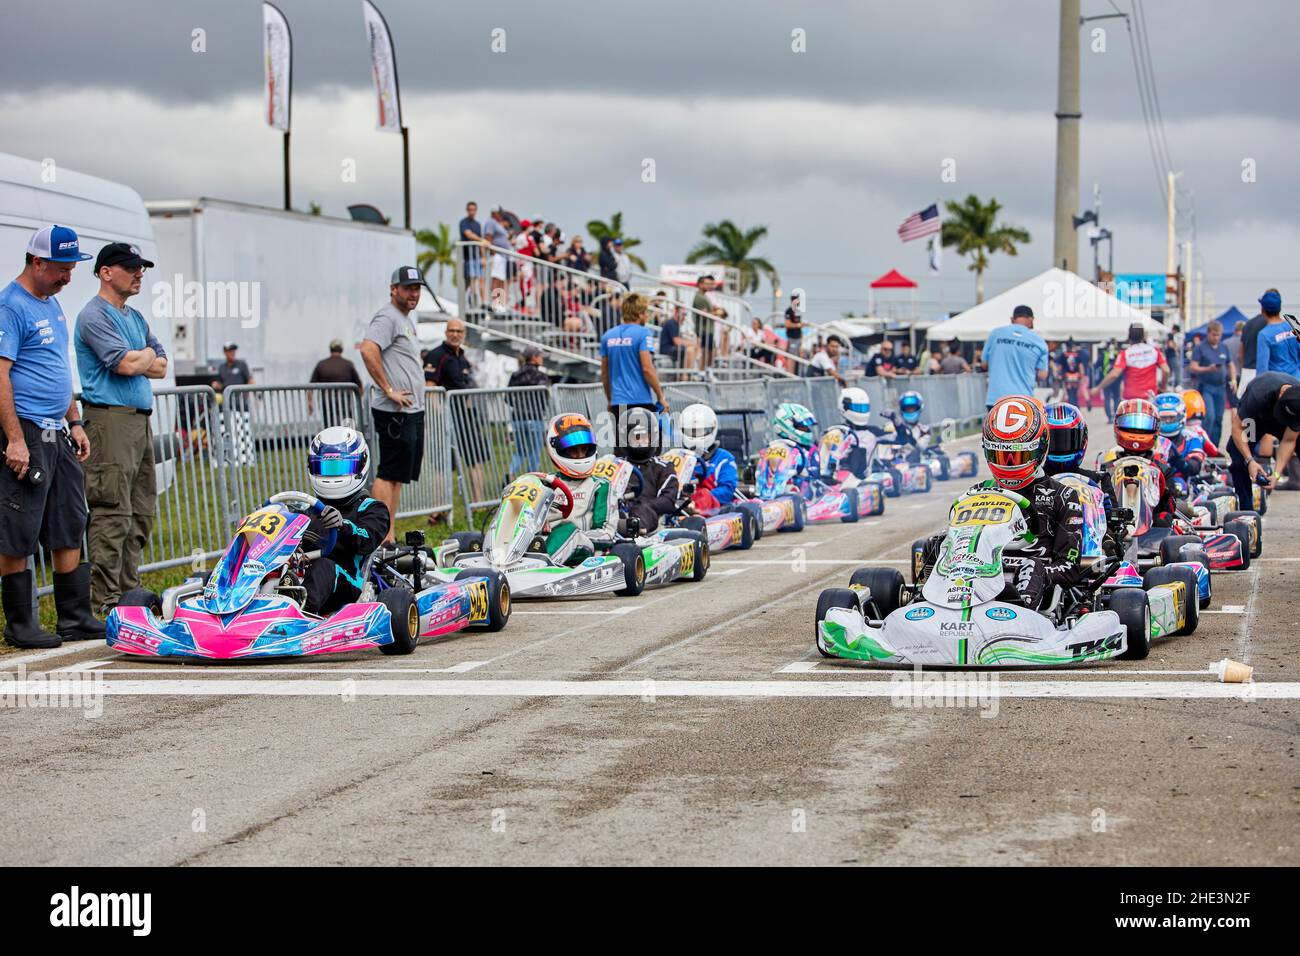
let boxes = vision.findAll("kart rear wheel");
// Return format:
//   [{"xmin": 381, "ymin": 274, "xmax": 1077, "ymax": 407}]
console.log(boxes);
[
  {"xmin": 378, "ymin": 587, "xmax": 419, "ymax": 655},
  {"xmin": 662, "ymin": 530, "xmax": 709, "ymax": 582},
  {"xmin": 917, "ymin": 467, "xmax": 932, "ymax": 494},
  {"xmin": 886, "ymin": 468, "xmax": 904, "ymax": 497},
  {"xmin": 934, "ymin": 455, "xmax": 951, "ymax": 481},
  {"xmin": 1223, "ymin": 520, "xmax": 1252, "ymax": 570},
  {"xmin": 1158, "ymin": 534, "xmax": 1201, "ymax": 567},
  {"xmin": 840, "ymin": 487, "xmax": 860, "ymax": 523},
  {"xmin": 679, "ymin": 515, "xmax": 707, "ymax": 535},
  {"xmin": 613, "ymin": 542, "xmax": 646, "ymax": 596},
  {"xmin": 1107, "ymin": 588, "xmax": 1151, "ymax": 660},
  {"xmin": 451, "ymin": 531, "xmax": 484, "ymax": 554},
  {"xmin": 868, "ymin": 482, "xmax": 886, "ymax": 515},
  {"xmin": 738, "ymin": 509, "xmax": 756, "ymax": 550},
  {"xmin": 910, "ymin": 538, "xmax": 929, "ymax": 586},
  {"xmin": 456, "ymin": 568, "xmax": 511, "ymax": 632},
  {"xmin": 1223, "ymin": 511, "xmax": 1262, "ymax": 557},
  {"xmin": 779, "ymin": 496, "xmax": 805, "ymax": 533},
  {"xmin": 1176, "ymin": 543, "xmax": 1212, "ymax": 608},
  {"xmin": 738, "ymin": 501, "xmax": 764, "ymax": 541},
  {"xmin": 849, "ymin": 567, "xmax": 905, "ymax": 619},
  {"xmin": 1142, "ymin": 565, "xmax": 1200, "ymax": 635},
  {"xmin": 814, "ymin": 588, "xmax": 860, "ymax": 657},
  {"xmin": 117, "ymin": 588, "xmax": 163, "ymax": 617}
]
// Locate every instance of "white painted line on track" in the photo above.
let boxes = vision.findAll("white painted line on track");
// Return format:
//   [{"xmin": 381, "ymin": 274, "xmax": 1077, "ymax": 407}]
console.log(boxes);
[
  {"xmin": 777, "ymin": 660, "xmax": 1222, "ymax": 677},
  {"xmin": 512, "ymin": 606, "xmax": 636, "ymax": 616},
  {"xmin": 0, "ymin": 641, "xmax": 107, "ymax": 669},
  {"xmin": 75, "ymin": 663, "xmax": 490, "ymax": 676},
  {"xmin": 1237, "ymin": 569, "xmax": 1259, "ymax": 661},
  {"xmin": 713, "ymin": 558, "xmax": 906, "ymax": 566},
  {"xmin": 12, "ymin": 678, "xmax": 1295, "ymax": 700},
  {"xmin": 711, "ymin": 568, "xmax": 749, "ymax": 576}
]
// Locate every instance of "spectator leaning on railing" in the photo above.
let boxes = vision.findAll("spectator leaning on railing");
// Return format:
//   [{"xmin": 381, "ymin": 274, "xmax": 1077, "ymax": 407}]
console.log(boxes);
[
  {"xmin": 75, "ymin": 241, "xmax": 168, "ymax": 615},
  {"xmin": 811, "ymin": 336, "xmax": 847, "ymax": 385}
]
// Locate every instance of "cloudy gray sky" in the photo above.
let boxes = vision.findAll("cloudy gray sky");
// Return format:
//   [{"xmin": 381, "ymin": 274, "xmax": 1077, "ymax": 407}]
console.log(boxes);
[{"xmin": 3, "ymin": 0, "xmax": 1295, "ymax": 322}]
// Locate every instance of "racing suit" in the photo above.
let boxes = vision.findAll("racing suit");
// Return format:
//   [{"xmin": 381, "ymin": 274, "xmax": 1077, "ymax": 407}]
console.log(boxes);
[
  {"xmin": 879, "ymin": 412, "xmax": 932, "ymax": 464},
  {"xmin": 1100, "ymin": 444, "xmax": 1183, "ymax": 526},
  {"xmin": 689, "ymin": 445, "xmax": 738, "ymax": 513},
  {"xmin": 302, "ymin": 493, "xmax": 390, "ymax": 616},
  {"xmin": 623, "ymin": 456, "xmax": 680, "ymax": 535},
  {"xmin": 543, "ymin": 473, "xmax": 619, "ymax": 565}
]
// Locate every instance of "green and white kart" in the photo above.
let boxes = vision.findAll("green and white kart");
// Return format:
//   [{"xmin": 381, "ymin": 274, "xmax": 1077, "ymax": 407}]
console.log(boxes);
[{"xmin": 815, "ymin": 487, "xmax": 1143, "ymax": 667}]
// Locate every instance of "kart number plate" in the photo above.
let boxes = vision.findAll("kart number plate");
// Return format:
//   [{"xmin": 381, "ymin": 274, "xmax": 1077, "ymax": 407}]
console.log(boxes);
[
  {"xmin": 467, "ymin": 580, "xmax": 490, "ymax": 623},
  {"xmin": 592, "ymin": 460, "xmax": 621, "ymax": 481},
  {"xmin": 952, "ymin": 500, "xmax": 1011, "ymax": 526},
  {"xmin": 237, "ymin": 508, "xmax": 286, "ymax": 539},
  {"xmin": 503, "ymin": 482, "xmax": 542, "ymax": 505}
]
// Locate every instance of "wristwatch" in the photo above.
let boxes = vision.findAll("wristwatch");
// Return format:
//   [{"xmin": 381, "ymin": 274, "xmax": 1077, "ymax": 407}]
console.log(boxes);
[{"xmin": 67, "ymin": 419, "xmax": 85, "ymax": 428}]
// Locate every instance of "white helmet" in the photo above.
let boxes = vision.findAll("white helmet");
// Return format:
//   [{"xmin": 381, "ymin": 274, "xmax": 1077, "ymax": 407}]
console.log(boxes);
[
  {"xmin": 679, "ymin": 403, "xmax": 718, "ymax": 453},
  {"xmin": 308, "ymin": 426, "xmax": 370, "ymax": 503},
  {"xmin": 546, "ymin": 413, "xmax": 598, "ymax": 479},
  {"xmin": 841, "ymin": 387, "xmax": 871, "ymax": 428}
]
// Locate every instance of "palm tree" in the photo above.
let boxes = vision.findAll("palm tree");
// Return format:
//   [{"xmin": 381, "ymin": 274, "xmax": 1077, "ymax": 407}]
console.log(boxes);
[
  {"xmin": 585, "ymin": 211, "xmax": 647, "ymax": 271},
  {"xmin": 940, "ymin": 195, "xmax": 1031, "ymax": 304},
  {"xmin": 415, "ymin": 223, "xmax": 457, "ymax": 293},
  {"xmin": 685, "ymin": 220, "xmax": 778, "ymax": 295}
]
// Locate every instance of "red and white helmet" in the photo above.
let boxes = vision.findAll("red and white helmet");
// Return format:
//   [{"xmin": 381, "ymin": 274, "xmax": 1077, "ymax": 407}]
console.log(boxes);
[{"xmin": 982, "ymin": 396, "xmax": 1048, "ymax": 490}]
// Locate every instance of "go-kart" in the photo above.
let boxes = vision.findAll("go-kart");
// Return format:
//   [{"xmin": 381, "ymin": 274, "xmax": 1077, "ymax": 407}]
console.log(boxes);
[
  {"xmin": 735, "ymin": 440, "xmax": 807, "ymax": 533},
  {"xmin": 1107, "ymin": 455, "xmax": 1259, "ymax": 571},
  {"xmin": 867, "ymin": 442, "xmax": 932, "ymax": 496},
  {"xmin": 433, "ymin": 470, "xmax": 706, "ymax": 599},
  {"xmin": 106, "ymin": 492, "xmax": 509, "ymax": 659},
  {"xmin": 815, "ymin": 484, "xmax": 1195, "ymax": 667},
  {"xmin": 805, "ymin": 427, "xmax": 886, "ymax": 523},
  {"xmin": 920, "ymin": 446, "xmax": 980, "ymax": 482},
  {"xmin": 657, "ymin": 448, "xmax": 760, "ymax": 552}
]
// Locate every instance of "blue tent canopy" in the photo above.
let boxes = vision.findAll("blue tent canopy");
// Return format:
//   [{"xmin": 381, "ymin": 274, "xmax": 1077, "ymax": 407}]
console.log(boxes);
[{"xmin": 1187, "ymin": 305, "xmax": 1248, "ymax": 339}]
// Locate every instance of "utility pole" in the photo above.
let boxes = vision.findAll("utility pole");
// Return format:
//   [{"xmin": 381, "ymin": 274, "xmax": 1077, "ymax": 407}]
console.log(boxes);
[
  {"xmin": 1052, "ymin": 0, "xmax": 1082, "ymax": 273},
  {"xmin": 1181, "ymin": 240, "xmax": 1192, "ymax": 327},
  {"xmin": 1166, "ymin": 170, "xmax": 1178, "ymax": 287},
  {"xmin": 1195, "ymin": 269, "xmax": 1203, "ymax": 329}
]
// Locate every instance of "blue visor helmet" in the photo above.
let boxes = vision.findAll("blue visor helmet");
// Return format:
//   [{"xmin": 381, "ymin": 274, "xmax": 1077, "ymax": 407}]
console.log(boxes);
[
  {"xmin": 899, "ymin": 391, "xmax": 923, "ymax": 425},
  {"xmin": 1045, "ymin": 402, "xmax": 1088, "ymax": 470},
  {"xmin": 1154, "ymin": 392, "xmax": 1186, "ymax": 437}
]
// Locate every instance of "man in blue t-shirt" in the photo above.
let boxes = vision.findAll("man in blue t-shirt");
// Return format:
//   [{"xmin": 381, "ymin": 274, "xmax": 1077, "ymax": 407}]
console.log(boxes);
[
  {"xmin": 600, "ymin": 292, "xmax": 669, "ymax": 427},
  {"xmin": 1255, "ymin": 295, "xmax": 1300, "ymax": 377},
  {"xmin": 0, "ymin": 226, "xmax": 104, "ymax": 649},
  {"xmin": 981, "ymin": 304, "xmax": 1049, "ymax": 408}
]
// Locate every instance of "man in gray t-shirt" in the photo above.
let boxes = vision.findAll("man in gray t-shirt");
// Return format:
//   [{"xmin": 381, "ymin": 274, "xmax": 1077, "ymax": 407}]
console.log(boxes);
[{"xmin": 359, "ymin": 265, "xmax": 427, "ymax": 543}]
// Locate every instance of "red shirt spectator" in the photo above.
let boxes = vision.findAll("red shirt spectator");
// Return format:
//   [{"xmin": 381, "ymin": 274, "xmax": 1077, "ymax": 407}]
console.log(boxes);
[{"xmin": 1111, "ymin": 340, "xmax": 1168, "ymax": 399}]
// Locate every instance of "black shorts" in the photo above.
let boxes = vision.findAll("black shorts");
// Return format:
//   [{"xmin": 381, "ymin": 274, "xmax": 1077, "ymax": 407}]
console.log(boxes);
[
  {"xmin": 372, "ymin": 409, "xmax": 425, "ymax": 484},
  {"xmin": 0, "ymin": 418, "xmax": 89, "ymax": 557}
]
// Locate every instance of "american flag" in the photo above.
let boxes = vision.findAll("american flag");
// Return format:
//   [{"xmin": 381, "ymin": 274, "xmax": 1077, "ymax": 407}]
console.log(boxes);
[{"xmin": 898, "ymin": 203, "xmax": 941, "ymax": 242}]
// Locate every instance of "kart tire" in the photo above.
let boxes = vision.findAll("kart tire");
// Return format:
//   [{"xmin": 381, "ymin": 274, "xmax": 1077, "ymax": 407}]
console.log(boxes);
[
  {"xmin": 378, "ymin": 587, "xmax": 419, "ymax": 655},
  {"xmin": 814, "ymin": 588, "xmax": 860, "ymax": 657},
  {"xmin": 1158, "ymin": 534, "xmax": 1201, "ymax": 567},
  {"xmin": 451, "ymin": 531, "xmax": 484, "ymax": 554},
  {"xmin": 780, "ymin": 496, "xmax": 805, "ymax": 533},
  {"xmin": 936, "ymin": 456, "xmax": 951, "ymax": 482},
  {"xmin": 456, "ymin": 568, "xmax": 511, "ymax": 632},
  {"xmin": 886, "ymin": 468, "xmax": 904, "ymax": 497},
  {"xmin": 117, "ymin": 587, "xmax": 162, "ymax": 617},
  {"xmin": 1223, "ymin": 511, "xmax": 1262, "ymax": 558},
  {"xmin": 841, "ymin": 487, "xmax": 860, "ymax": 523},
  {"xmin": 849, "ymin": 567, "xmax": 905, "ymax": 619},
  {"xmin": 679, "ymin": 515, "xmax": 708, "ymax": 535},
  {"xmin": 1108, "ymin": 588, "xmax": 1151, "ymax": 660},
  {"xmin": 739, "ymin": 501, "xmax": 764, "ymax": 541},
  {"xmin": 868, "ymin": 482, "xmax": 886, "ymax": 515},
  {"xmin": 737, "ymin": 509, "xmax": 756, "ymax": 551},
  {"xmin": 1206, "ymin": 484, "xmax": 1234, "ymax": 500},
  {"xmin": 662, "ymin": 530, "xmax": 709, "ymax": 582},
  {"xmin": 1142, "ymin": 565, "xmax": 1199, "ymax": 636},
  {"xmin": 1175, "ymin": 543, "xmax": 1212, "ymax": 608},
  {"xmin": 917, "ymin": 467, "xmax": 932, "ymax": 494},
  {"xmin": 910, "ymin": 538, "xmax": 929, "ymax": 586},
  {"xmin": 1224, "ymin": 520, "xmax": 1252, "ymax": 570},
  {"xmin": 613, "ymin": 542, "xmax": 646, "ymax": 596}
]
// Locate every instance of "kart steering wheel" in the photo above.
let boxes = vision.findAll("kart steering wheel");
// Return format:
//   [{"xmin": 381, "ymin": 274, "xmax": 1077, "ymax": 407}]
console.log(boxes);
[
  {"xmin": 267, "ymin": 491, "xmax": 337, "ymax": 557},
  {"xmin": 536, "ymin": 473, "xmax": 575, "ymax": 519},
  {"xmin": 624, "ymin": 466, "xmax": 645, "ymax": 500}
]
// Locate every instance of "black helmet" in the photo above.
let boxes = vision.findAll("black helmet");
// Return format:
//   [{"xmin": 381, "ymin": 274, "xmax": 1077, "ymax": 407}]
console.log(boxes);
[{"xmin": 616, "ymin": 407, "xmax": 661, "ymax": 464}]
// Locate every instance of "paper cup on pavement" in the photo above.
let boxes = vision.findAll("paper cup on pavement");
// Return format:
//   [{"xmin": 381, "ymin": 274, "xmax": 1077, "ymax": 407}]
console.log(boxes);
[{"xmin": 1210, "ymin": 658, "xmax": 1253, "ymax": 683}]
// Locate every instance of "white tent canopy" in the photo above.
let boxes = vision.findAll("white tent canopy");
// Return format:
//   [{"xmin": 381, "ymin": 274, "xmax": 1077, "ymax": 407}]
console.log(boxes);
[{"xmin": 926, "ymin": 268, "xmax": 1169, "ymax": 343}]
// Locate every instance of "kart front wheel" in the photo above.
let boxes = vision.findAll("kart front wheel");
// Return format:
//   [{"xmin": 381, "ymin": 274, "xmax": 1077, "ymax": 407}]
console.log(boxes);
[
  {"xmin": 849, "ymin": 567, "xmax": 905, "ymax": 619},
  {"xmin": 886, "ymin": 468, "xmax": 903, "ymax": 497},
  {"xmin": 1223, "ymin": 511, "xmax": 1262, "ymax": 558},
  {"xmin": 613, "ymin": 542, "xmax": 646, "ymax": 596},
  {"xmin": 456, "ymin": 568, "xmax": 511, "ymax": 632},
  {"xmin": 662, "ymin": 530, "xmax": 709, "ymax": 582},
  {"xmin": 917, "ymin": 467, "xmax": 932, "ymax": 493},
  {"xmin": 738, "ymin": 509, "xmax": 756, "ymax": 550},
  {"xmin": 1108, "ymin": 588, "xmax": 1151, "ymax": 660},
  {"xmin": 1158, "ymin": 534, "xmax": 1201, "ymax": 567},
  {"xmin": 378, "ymin": 587, "xmax": 419, "ymax": 655},
  {"xmin": 814, "ymin": 588, "xmax": 860, "ymax": 657},
  {"xmin": 1142, "ymin": 565, "xmax": 1200, "ymax": 635},
  {"xmin": 450, "ymin": 531, "xmax": 484, "ymax": 554},
  {"xmin": 679, "ymin": 515, "xmax": 707, "ymax": 535},
  {"xmin": 738, "ymin": 501, "xmax": 764, "ymax": 541},
  {"xmin": 1223, "ymin": 520, "xmax": 1252, "ymax": 570},
  {"xmin": 840, "ymin": 487, "xmax": 860, "ymax": 523},
  {"xmin": 117, "ymin": 588, "xmax": 163, "ymax": 617}
]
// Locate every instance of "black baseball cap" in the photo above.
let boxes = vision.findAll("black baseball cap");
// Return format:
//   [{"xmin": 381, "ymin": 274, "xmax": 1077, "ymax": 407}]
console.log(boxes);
[
  {"xmin": 94, "ymin": 242, "xmax": 154, "ymax": 274},
  {"xmin": 1276, "ymin": 389, "xmax": 1300, "ymax": 431},
  {"xmin": 1012, "ymin": 304, "xmax": 1034, "ymax": 318},
  {"xmin": 391, "ymin": 265, "xmax": 425, "ymax": 286}
]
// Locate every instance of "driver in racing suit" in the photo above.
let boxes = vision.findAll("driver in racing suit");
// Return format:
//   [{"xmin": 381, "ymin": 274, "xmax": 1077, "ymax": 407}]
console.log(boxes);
[
  {"xmin": 617, "ymin": 407, "xmax": 680, "ymax": 535},
  {"xmin": 300, "ymin": 427, "xmax": 390, "ymax": 616},
  {"xmin": 541, "ymin": 413, "xmax": 619, "ymax": 565},
  {"xmin": 879, "ymin": 391, "xmax": 933, "ymax": 464},
  {"xmin": 770, "ymin": 401, "xmax": 820, "ymax": 495},
  {"xmin": 1101, "ymin": 399, "xmax": 1186, "ymax": 526},
  {"xmin": 678, "ymin": 403, "xmax": 738, "ymax": 513},
  {"xmin": 918, "ymin": 397, "xmax": 1085, "ymax": 610},
  {"xmin": 832, "ymin": 387, "xmax": 890, "ymax": 482}
]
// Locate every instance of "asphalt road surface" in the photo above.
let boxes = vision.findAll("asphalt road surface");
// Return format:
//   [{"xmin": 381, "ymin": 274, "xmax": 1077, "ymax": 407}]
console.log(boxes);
[{"xmin": 2, "ymin": 418, "xmax": 1296, "ymax": 866}]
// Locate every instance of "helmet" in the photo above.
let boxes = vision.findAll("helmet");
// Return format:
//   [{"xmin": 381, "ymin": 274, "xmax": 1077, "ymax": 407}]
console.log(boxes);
[
  {"xmin": 1045, "ymin": 402, "xmax": 1088, "ymax": 472},
  {"xmin": 840, "ymin": 387, "xmax": 871, "ymax": 428},
  {"xmin": 616, "ymin": 406, "xmax": 661, "ymax": 465},
  {"xmin": 308, "ymin": 426, "xmax": 370, "ymax": 503},
  {"xmin": 1182, "ymin": 389, "xmax": 1207, "ymax": 421},
  {"xmin": 679, "ymin": 403, "xmax": 718, "ymax": 453},
  {"xmin": 546, "ymin": 413, "xmax": 599, "ymax": 478},
  {"xmin": 773, "ymin": 402, "xmax": 817, "ymax": 448},
  {"xmin": 899, "ymin": 391, "xmax": 923, "ymax": 425},
  {"xmin": 1114, "ymin": 398, "xmax": 1159, "ymax": 453},
  {"xmin": 982, "ymin": 396, "xmax": 1048, "ymax": 490},
  {"xmin": 1154, "ymin": 392, "xmax": 1186, "ymax": 437}
]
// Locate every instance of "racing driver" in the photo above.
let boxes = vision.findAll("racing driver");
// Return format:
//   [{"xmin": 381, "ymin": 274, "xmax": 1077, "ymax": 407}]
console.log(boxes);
[
  {"xmin": 541, "ymin": 413, "xmax": 619, "ymax": 565},
  {"xmin": 616, "ymin": 406, "xmax": 679, "ymax": 535}
]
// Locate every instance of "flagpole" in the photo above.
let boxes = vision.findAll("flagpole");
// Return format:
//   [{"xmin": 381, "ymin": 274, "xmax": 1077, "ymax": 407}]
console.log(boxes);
[
  {"xmin": 283, "ymin": 130, "xmax": 291, "ymax": 211},
  {"xmin": 401, "ymin": 126, "xmax": 411, "ymax": 230}
]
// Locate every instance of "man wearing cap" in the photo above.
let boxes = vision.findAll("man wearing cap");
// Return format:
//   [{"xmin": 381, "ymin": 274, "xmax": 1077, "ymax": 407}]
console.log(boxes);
[
  {"xmin": 211, "ymin": 341, "xmax": 254, "ymax": 464},
  {"xmin": 1098, "ymin": 322, "xmax": 1169, "ymax": 401},
  {"xmin": 360, "ymin": 266, "xmax": 427, "ymax": 544},
  {"xmin": 507, "ymin": 346, "xmax": 550, "ymax": 472},
  {"xmin": 308, "ymin": 339, "xmax": 362, "ymax": 429},
  {"xmin": 0, "ymin": 226, "xmax": 104, "ymax": 648},
  {"xmin": 1237, "ymin": 289, "xmax": 1280, "ymax": 395},
  {"xmin": 1254, "ymin": 291, "xmax": 1299, "ymax": 377},
  {"xmin": 980, "ymin": 304, "xmax": 1049, "ymax": 408},
  {"xmin": 1229, "ymin": 371, "xmax": 1300, "ymax": 507},
  {"xmin": 75, "ymin": 242, "xmax": 168, "ymax": 614}
]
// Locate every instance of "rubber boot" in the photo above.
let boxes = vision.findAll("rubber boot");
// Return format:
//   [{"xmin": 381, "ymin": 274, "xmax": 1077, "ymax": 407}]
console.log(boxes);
[
  {"xmin": 1, "ymin": 571, "xmax": 61, "ymax": 649},
  {"xmin": 52, "ymin": 563, "xmax": 106, "ymax": 641}
]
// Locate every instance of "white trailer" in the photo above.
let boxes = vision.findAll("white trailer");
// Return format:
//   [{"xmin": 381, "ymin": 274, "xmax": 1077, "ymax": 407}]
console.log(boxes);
[{"xmin": 147, "ymin": 198, "xmax": 415, "ymax": 385}]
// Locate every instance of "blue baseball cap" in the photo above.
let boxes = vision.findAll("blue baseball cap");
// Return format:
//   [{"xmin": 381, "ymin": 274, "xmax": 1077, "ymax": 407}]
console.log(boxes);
[
  {"xmin": 1259, "ymin": 289, "xmax": 1282, "ymax": 313},
  {"xmin": 27, "ymin": 225, "xmax": 92, "ymax": 262}
]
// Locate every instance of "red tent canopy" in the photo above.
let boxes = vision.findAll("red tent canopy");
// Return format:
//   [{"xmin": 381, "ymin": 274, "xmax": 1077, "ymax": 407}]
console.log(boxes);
[{"xmin": 870, "ymin": 268, "xmax": 917, "ymax": 289}]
